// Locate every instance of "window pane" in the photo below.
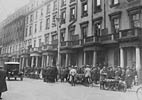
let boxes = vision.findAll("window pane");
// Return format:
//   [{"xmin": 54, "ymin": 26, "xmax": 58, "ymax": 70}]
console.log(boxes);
[{"xmin": 97, "ymin": 0, "xmax": 101, "ymax": 6}]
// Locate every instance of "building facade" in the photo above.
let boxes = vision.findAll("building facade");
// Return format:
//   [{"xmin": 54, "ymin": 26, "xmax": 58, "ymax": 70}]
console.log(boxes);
[{"xmin": 0, "ymin": 0, "xmax": 142, "ymax": 84}]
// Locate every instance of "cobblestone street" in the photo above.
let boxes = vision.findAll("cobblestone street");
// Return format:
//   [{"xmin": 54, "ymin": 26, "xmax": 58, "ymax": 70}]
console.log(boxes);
[{"xmin": 1, "ymin": 78, "xmax": 138, "ymax": 100}]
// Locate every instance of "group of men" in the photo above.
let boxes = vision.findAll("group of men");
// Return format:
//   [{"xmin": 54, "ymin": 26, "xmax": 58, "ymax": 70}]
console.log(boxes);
[
  {"xmin": 100, "ymin": 65, "xmax": 137, "ymax": 89},
  {"xmin": 60, "ymin": 64, "xmax": 137, "ymax": 89}
]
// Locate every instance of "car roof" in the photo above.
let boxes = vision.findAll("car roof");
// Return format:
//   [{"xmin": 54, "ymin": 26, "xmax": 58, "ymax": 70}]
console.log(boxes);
[{"xmin": 4, "ymin": 62, "xmax": 20, "ymax": 64}]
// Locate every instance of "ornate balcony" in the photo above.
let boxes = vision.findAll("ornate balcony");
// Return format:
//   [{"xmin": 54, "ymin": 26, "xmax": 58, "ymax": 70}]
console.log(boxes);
[
  {"xmin": 61, "ymin": 41, "xmax": 72, "ymax": 48},
  {"xmin": 42, "ymin": 43, "xmax": 53, "ymax": 51},
  {"xmin": 30, "ymin": 47, "xmax": 39, "ymax": 53},
  {"xmin": 119, "ymin": 28, "xmax": 141, "ymax": 42},
  {"xmin": 84, "ymin": 36, "xmax": 99, "ymax": 45},
  {"xmin": 71, "ymin": 39, "xmax": 83, "ymax": 48},
  {"xmin": 100, "ymin": 33, "xmax": 119, "ymax": 44}
]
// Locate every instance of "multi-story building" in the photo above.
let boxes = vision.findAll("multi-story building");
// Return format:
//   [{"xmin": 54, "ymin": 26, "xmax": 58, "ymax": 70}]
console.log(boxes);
[
  {"xmin": 0, "ymin": 6, "xmax": 27, "ymax": 64},
  {"xmin": 1, "ymin": 0, "xmax": 142, "ymax": 84}
]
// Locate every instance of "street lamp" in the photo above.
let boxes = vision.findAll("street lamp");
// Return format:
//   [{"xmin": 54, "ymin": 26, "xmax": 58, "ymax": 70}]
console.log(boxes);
[
  {"xmin": 56, "ymin": 17, "xmax": 61, "ymax": 68},
  {"xmin": 56, "ymin": 0, "xmax": 61, "ymax": 68}
]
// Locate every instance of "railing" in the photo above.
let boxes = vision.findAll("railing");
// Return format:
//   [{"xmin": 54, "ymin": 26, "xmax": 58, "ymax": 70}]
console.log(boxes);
[
  {"xmin": 61, "ymin": 41, "xmax": 72, "ymax": 47},
  {"xmin": 119, "ymin": 28, "xmax": 141, "ymax": 38},
  {"xmin": 84, "ymin": 36, "xmax": 99, "ymax": 44},
  {"xmin": 42, "ymin": 43, "xmax": 53, "ymax": 50},
  {"xmin": 100, "ymin": 34, "xmax": 112, "ymax": 41},
  {"xmin": 30, "ymin": 47, "xmax": 38, "ymax": 52},
  {"xmin": 85, "ymin": 36, "xmax": 94, "ymax": 43},
  {"xmin": 61, "ymin": 41, "xmax": 66, "ymax": 46},
  {"xmin": 72, "ymin": 39, "xmax": 83, "ymax": 46}
]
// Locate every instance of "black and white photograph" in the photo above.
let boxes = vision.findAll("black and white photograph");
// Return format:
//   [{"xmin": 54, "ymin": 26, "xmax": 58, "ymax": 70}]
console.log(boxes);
[{"xmin": 0, "ymin": 0, "xmax": 142, "ymax": 100}]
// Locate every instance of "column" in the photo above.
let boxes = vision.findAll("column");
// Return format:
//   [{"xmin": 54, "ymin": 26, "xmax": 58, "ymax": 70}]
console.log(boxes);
[
  {"xmin": 84, "ymin": 51, "xmax": 86, "ymax": 65},
  {"xmin": 65, "ymin": 53, "xmax": 69, "ymax": 67},
  {"xmin": 26, "ymin": 57, "xmax": 28, "ymax": 67},
  {"xmin": 31, "ymin": 56, "xmax": 34, "ymax": 67},
  {"xmin": 120, "ymin": 48, "xmax": 124, "ymax": 68},
  {"xmin": 136, "ymin": 47, "xmax": 141, "ymax": 71},
  {"xmin": 22, "ymin": 57, "xmax": 25, "ymax": 69},
  {"xmin": 19, "ymin": 57, "xmax": 22, "ymax": 69},
  {"xmin": 46, "ymin": 55, "xmax": 49, "ymax": 66},
  {"xmin": 93, "ymin": 51, "xmax": 97, "ymax": 67},
  {"xmin": 136, "ymin": 47, "xmax": 142, "ymax": 84},
  {"xmin": 41, "ymin": 55, "xmax": 44, "ymax": 68},
  {"xmin": 36, "ymin": 56, "xmax": 38, "ymax": 67}
]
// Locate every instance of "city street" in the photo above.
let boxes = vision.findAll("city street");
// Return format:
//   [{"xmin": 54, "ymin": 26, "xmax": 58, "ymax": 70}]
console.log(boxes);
[{"xmin": 1, "ymin": 78, "xmax": 138, "ymax": 100}]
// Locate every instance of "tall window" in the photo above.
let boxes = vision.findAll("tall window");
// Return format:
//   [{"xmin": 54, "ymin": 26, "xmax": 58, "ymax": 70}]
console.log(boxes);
[
  {"xmin": 131, "ymin": 13, "xmax": 140, "ymax": 28},
  {"xmin": 53, "ymin": 0, "xmax": 57, "ymax": 11},
  {"xmin": 40, "ymin": 21, "xmax": 42, "ymax": 31},
  {"xmin": 40, "ymin": 8, "xmax": 43, "ymax": 17},
  {"xmin": 46, "ymin": 18, "xmax": 50, "ymax": 29},
  {"xmin": 94, "ymin": 0, "xmax": 101, "ymax": 13},
  {"xmin": 39, "ymin": 38, "xmax": 41, "ymax": 46},
  {"xmin": 25, "ymin": 27, "xmax": 28, "ymax": 37},
  {"xmin": 30, "ymin": 14, "xmax": 33, "ymax": 23},
  {"xmin": 109, "ymin": 12, "xmax": 121, "ymax": 33},
  {"xmin": 80, "ymin": 22, "xmax": 88, "ymax": 38},
  {"xmin": 34, "ymin": 40, "xmax": 36, "ymax": 47},
  {"xmin": 46, "ymin": 5, "xmax": 50, "ymax": 15},
  {"xmin": 52, "ymin": 34, "xmax": 58, "ymax": 44},
  {"xmin": 29, "ymin": 26, "xmax": 32, "ymax": 35},
  {"xmin": 94, "ymin": 20, "xmax": 102, "ymax": 37},
  {"xmin": 60, "ymin": 29, "xmax": 66, "ymax": 42},
  {"xmin": 45, "ymin": 34, "xmax": 49, "ymax": 44},
  {"xmin": 61, "ymin": 0, "xmax": 66, "ymax": 7},
  {"xmin": 26, "ymin": 16, "xmax": 28, "ymax": 24},
  {"xmin": 81, "ymin": 1, "xmax": 88, "ymax": 17},
  {"xmin": 61, "ymin": 10, "xmax": 66, "ymax": 24},
  {"xmin": 34, "ymin": 23, "xmax": 37, "ymax": 33},
  {"xmin": 70, "ymin": 7, "xmax": 76, "ymax": 21},
  {"xmin": 52, "ymin": 14, "xmax": 57, "ymax": 27}
]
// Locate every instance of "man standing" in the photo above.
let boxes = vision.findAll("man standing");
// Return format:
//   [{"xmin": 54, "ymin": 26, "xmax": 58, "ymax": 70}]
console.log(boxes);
[
  {"xmin": 69, "ymin": 66, "xmax": 77, "ymax": 86},
  {"xmin": 0, "ymin": 66, "xmax": 7, "ymax": 99}
]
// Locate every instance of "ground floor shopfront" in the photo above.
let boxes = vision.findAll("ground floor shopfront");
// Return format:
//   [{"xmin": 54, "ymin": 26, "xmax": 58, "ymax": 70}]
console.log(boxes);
[{"xmin": 60, "ymin": 43, "xmax": 142, "ymax": 84}]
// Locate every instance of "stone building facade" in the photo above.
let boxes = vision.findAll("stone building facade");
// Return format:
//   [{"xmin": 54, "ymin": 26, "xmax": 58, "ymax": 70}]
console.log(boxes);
[{"xmin": 0, "ymin": 0, "xmax": 142, "ymax": 84}]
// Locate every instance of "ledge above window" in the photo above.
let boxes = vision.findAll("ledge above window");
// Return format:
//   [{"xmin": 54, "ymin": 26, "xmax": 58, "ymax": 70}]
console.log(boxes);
[{"xmin": 110, "ymin": 3, "xmax": 120, "ymax": 8}]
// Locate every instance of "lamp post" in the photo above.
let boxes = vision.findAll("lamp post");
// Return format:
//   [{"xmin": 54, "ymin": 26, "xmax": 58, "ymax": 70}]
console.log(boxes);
[
  {"xmin": 56, "ymin": 0, "xmax": 61, "ymax": 68},
  {"xmin": 56, "ymin": 17, "xmax": 61, "ymax": 68}
]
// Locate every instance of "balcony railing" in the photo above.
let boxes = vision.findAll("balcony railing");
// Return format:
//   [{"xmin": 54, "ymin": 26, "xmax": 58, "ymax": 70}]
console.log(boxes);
[
  {"xmin": 42, "ymin": 43, "xmax": 53, "ymax": 51},
  {"xmin": 100, "ymin": 33, "xmax": 119, "ymax": 42},
  {"xmin": 30, "ymin": 47, "xmax": 39, "ymax": 52},
  {"xmin": 119, "ymin": 28, "xmax": 141, "ymax": 39},
  {"xmin": 84, "ymin": 36, "xmax": 99, "ymax": 44},
  {"xmin": 72, "ymin": 39, "xmax": 83, "ymax": 46},
  {"xmin": 61, "ymin": 41, "xmax": 72, "ymax": 47}
]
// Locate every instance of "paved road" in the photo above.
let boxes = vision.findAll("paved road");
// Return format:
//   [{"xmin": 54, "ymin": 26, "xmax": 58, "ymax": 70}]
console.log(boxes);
[{"xmin": 2, "ymin": 78, "xmax": 138, "ymax": 100}]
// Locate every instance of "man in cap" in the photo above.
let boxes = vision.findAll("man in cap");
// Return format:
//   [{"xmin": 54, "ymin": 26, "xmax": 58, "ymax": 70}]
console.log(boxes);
[{"xmin": 0, "ymin": 66, "xmax": 7, "ymax": 99}]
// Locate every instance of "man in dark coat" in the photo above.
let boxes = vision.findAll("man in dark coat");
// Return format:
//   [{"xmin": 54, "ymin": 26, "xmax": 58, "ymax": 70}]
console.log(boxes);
[{"xmin": 0, "ymin": 66, "xmax": 7, "ymax": 99}]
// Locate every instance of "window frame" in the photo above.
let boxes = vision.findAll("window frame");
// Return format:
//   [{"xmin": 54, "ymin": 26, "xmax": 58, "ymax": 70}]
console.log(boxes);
[
  {"xmin": 110, "ymin": 0, "xmax": 120, "ymax": 8},
  {"xmin": 94, "ymin": 0, "xmax": 102, "ymax": 13},
  {"xmin": 93, "ymin": 17, "xmax": 102, "ymax": 37},
  {"xmin": 70, "ymin": 6, "xmax": 76, "ymax": 21},
  {"xmin": 81, "ymin": 0, "xmax": 88, "ymax": 17}
]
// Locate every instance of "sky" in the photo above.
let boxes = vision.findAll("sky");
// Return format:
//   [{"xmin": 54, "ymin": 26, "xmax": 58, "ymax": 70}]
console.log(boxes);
[{"xmin": 0, "ymin": 0, "xmax": 30, "ymax": 22}]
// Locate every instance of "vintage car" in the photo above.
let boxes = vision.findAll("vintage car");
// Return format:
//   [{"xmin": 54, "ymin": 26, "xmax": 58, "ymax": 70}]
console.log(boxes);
[{"xmin": 4, "ymin": 62, "xmax": 23, "ymax": 81}]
